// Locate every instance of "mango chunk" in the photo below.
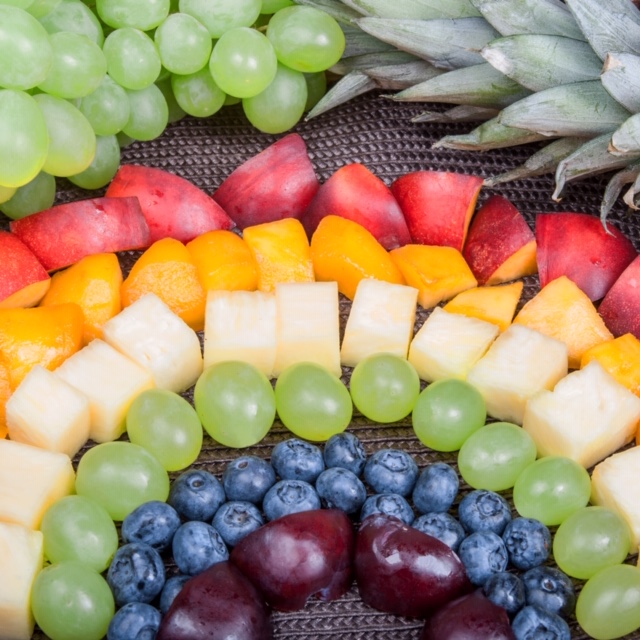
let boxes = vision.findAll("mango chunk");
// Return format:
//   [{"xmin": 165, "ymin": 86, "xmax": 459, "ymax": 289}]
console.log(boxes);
[{"xmin": 0, "ymin": 355, "xmax": 10, "ymax": 439}]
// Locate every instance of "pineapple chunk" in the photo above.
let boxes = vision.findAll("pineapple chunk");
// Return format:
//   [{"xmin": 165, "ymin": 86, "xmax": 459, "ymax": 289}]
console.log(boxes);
[
  {"xmin": 523, "ymin": 361, "xmax": 640, "ymax": 469},
  {"xmin": 0, "ymin": 522, "xmax": 43, "ymax": 640},
  {"xmin": 273, "ymin": 281, "xmax": 341, "ymax": 377},
  {"xmin": 467, "ymin": 323, "xmax": 568, "ymax": 425},
  {"xmin": 0, "ymin": 439, "xmax": 75, "ymax": 529},
  {"xmin": 408, "ymin": 307, "xmax": 499, "ymax": 382},
  {"xmin": 592, "ymin": 446, "xmax": 640, "ymax": 547},
  {"xmin": 6, "ymin": 365, "xmax": 90, "ymax": 458},
  {"xmin": 204, "ymin": 289, "xmax": 277, "ymax": 377},
  {"xmin": 54, "ymin": 339, "xmax": 154, "ymax": 443},
  {"xmin": 340, "ymin": 278, "xmax": 419, "ymax": 368},
  {"xmin": 102, "ymin": 292, "xmax": 203, "ymax": 393}
]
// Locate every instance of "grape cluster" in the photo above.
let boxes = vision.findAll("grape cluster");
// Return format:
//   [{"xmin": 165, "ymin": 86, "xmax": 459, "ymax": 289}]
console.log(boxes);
[{"xmin": 0, "ymin": 0, "xmax": 345, "ymax": 218}]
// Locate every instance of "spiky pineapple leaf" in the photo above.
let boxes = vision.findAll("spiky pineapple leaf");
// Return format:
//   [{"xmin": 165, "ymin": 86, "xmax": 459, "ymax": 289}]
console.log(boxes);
[
  {"xmin": 340, "ymin": 0, "xmax": 481, "ymax": 18},
  {"xmin": 305, "ymin": 71, "xmax": 378, "ymax": 120},
  {"xmin": 292, "ymin": 0, "xmax": 363, "ymax": 23},
  {"xmin": 363, "ymin": 60, "xmax": 444, "ymax": 90},
  {"xmin": 412, "ymin": 104, "xmax": 499, "ymax": 123},
  {"xmin": 601, "ymin": 52, "xmax": 640, "ymax": 113},
  {"xmin": 341, "ymin": 24, "xmax": 396, "ymax": 57},
  {"xmin": 610, "ymin": 113, "xmax": 640, "ymax": 157},
  {"xmin": 601, "ymin": 161, "xmax": 640, "ymax": 222},
  {"xmin": 331, "ymin": 50, "xmax": 421, "ymax": 74},
  {"xmin": 623, "ymin": 172, "xmax": 640, "ymax": 210}
]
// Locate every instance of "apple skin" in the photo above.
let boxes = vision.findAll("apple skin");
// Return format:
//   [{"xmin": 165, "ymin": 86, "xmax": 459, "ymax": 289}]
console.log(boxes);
[
  {"xmin": 598, "ymin": 254, "xmax": 640, "ymax": 339},
  {"xmin": 212, "ymin": 133, "xmax": 320, "ymax": 230},
  {"xmin": 463, "ymin": 194, "xmax": 537, "ymax": 286},
  {"xmin": 0, "ymin": 231, "xmax": 50, "ymax": 308},
  {"xmin": 391, "ymin": 170, "xmax": 483, "ymax": 251},
  {"xmin": 157, "ymin": 561, "xmax": 273, "ymax": 640},
  {"xmin": 300, "ymin": 163, "xmax": 412, "ymax": 251},
  {"xmin": 536, "ymin": 212, "xmax": 637, "ymax": 301},
  {"xmin": 106, "ymin": 164, "xmax": 234, "ymax": 243},
  {"xmin": 10, "ymin": 197, "xmax": 150, "ymax": 272}
]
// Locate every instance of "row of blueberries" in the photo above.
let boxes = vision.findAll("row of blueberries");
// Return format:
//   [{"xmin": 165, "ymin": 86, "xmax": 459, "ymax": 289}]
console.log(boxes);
[{"xmin": 104, "ymin": 432, "xmax": 574, "ymax": 640}]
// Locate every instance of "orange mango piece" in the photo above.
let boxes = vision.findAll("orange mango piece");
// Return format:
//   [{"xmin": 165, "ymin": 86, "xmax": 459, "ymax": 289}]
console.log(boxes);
[
  {"xmin": 186, "ymin": 229, "xmax": 258, "ymax": 292},
  {"xmin": 0, "ymin": 354, "xmax": 10, "ymax": 439},
  {"xmin": 243, "ymin": 218, "xmax": 314, "ymax": 293},
  {"xmin": 0, "ymin": 303, "xmax": 84, "ymax": 390},
  {"xmin": 513, "ymin": 275, "xmax": 613, "ymax": 369},
  {"xmin": 40, "ymin": 253, "xmax": 123, "ymax": 345},
  {"xmin": 121, "ymin": 238, "xmax": 206, "ymax": 332},
  {"xmin": 443, "ymin": 281, "xmax": 524, "ymax": 332},
  {"xmin": 310, "ymin": 214, "xmax": 405, "ymax": 300},
  {"xmin": 390, "ymin": 244, "xmax": 477, "ymax": 309}
]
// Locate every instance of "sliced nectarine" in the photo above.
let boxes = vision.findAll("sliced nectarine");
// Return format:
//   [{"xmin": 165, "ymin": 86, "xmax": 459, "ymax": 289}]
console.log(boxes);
[
  {"xmin": 310, "ymin": 214, "xmax": 405, "ymax": 300},
  {"xmin": 598, "ymin": 255, "xmax": 640, "ymax": 339},
  {"xmin": 243, "ymin": 218, "xmax": 314, "ymax": 293},
  {"xmin": 121, "ymin": 238, "xmax": 206, "ymax": 332},
  {"xmin": 513, "ymin": 275, "xmax": 613, "ymax": 369},
  {"xmin": 389, "ymin": 244, "xmax": 477, "ymax": 309},
  {"xmin": 186, "ymin": 230, "xmax": 258, "ymax": 292}
]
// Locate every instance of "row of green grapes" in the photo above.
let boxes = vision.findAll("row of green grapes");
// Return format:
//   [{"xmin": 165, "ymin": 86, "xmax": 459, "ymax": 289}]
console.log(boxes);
[{"xmin": 0, "ymin": 0, "xmax": 345, "ymax": 219}]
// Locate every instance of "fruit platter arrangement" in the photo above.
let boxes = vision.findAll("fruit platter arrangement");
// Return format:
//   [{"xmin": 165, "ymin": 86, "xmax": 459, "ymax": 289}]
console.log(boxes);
[{"xmin": 2, "ymin": 1, "xmax": 640, "ymax": 640}]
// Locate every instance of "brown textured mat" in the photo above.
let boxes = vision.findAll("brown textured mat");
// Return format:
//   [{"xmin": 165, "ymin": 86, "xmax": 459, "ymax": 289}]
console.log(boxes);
[{"xmin": 3, "ymin": 91, "xmax": 640, "ymax": 639}]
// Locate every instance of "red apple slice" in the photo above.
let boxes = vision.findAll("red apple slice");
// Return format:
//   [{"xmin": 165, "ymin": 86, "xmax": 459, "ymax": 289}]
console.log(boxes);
[
  {"xmin": 0, "ymin": 232, "xmax": 50, "ymax": 308},
  {"xmin": 463, "ymin": 194, "xmax": 537, "ymax": 286},
  {"xmin": 391, "ymin": 170, "xmax": 483, "ymax": 251},
  {"xmin": 106, "ymin": 164, "xmax": 234, "ymax": 243},
  {"xmin": 10, "ymin": 197, "xmax": 150, "ymax": 272},
  {"xmin": 598, "ymin": 254, "xmax": 640, "ymax": 339},
  {"xmin": 300, "ymin": 163, "xmax": 411, "ymax": 251},
  {"xmin": 212, "ymin": 133, "xmax": 320, "ymax": 230},
  {"xmin": 536, "ymin": 212, "xmax": 637, "ymax": 301}
]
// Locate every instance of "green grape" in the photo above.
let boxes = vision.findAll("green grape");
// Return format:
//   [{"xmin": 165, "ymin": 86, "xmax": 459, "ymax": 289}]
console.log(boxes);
[
  {"xmin": 78, "ymin": 74, "xmax": 130, "ymax": 135},
  {"xmin": 553, "ymin": 506, "xmax": 632, "ymax": 580},
  {"xmin": 40, "ymin": 495, "xmax": 118, "ymax": 572},
  {"xmin": 126, "ymin": 388, "xmax": 203, "ymax": 471},
  {"xmin": 266, "ymin": 6, "xmax": 345, "ymax": 73},
  {"xmin": 512, "ymin": 455, "xmax": 591, "ymax": 526},
  {"xmin": 0, "ymin": 184, "xmax": 17, "ymax": 204},
  {"xmin": 224, "ymin": 94, "xmax": 240, "ymax": 106},
  {"xmin": 412, "ymin": 378, "xmax": 486, "ymax": 452},
  {"xmin": 0, "ymin": 5, "xmax": 52, "ymax": 90},
  {"xmin": 156, "ymin": 76, "xmax": 187, "ymax": 123},
  {"xmin": 68, "ymin": 134, "xmax": 120, "ymax": 189},
  {"xmin": 194, "ymin": 360, "xmax": 276, "ymax": 448},
  {"xmin": 304, "ymin": 71, "xmax": 327, "ymax": 111},
  {"xmin": 33, "ymin": 93, "xmax": 96, "ymax": 177},
  {"xmin": 31, "ymin": 562, "xmax": 115, "ymax": 640},
  {"xmin": 0, "ymin": 170, "xmax": 55, "ymax": 219},
  {"xmin": 261, "ymin": 0, "xmax": 293, "ymax": 15},
  {"xmin": 209, "ymin": 27, "xmax": 278, "ymax": 99},
  {"xmin": 38, "ymin": 0, "xmax": 104, "ymax": 46},
  {"xmin": 103, "ymin": 27, "xmax": 162, "ymax": 90},
  {"xmin": 457, "ymin": 421, "xmax": 537, "ymax": 491},
  {"xmin": 0, "ymin": 0, "xmax": 35, "ymax": 8},
  {"xmin": 171, "ymin": 67, "xmax": 226, "ymax": 118},
  {"xmin": 179, "ymin": 0, "xmax": 261, "ymax": 38},
  {"xmin": 75, "ymin": 441, "xmax": 170, "ymax": 521},
  {"xmin": 348, "ymin": 352, "xmax": 420, "ymax": 423},
  {"xmin": 122, "ymin": 83, "xmax": 169, "ymax": 141},
  {"xmin": 576, "ymin": 564, "xmax": 640, "ymax": 640},
  {"xmin": 27, "ymin": 0, "xmax": 62, "ymax": 18},
  {"xmin": 37, "ymin": 31, "xmax": 107, "ymax": 99},
  {"xmin": 155, "ymin": 12, "xmax": 213, "ymax": 76},
  {"xmin": 274, "ymin": 362, "xmax": 353, "ymax": 442},
  {"xmin": 0, "ymin": 89, "xmax": 49, "ymax": 188},
  {"xmin": 116, "ymin": 130, "xmax": 135, "ymax": 148},
  {"xmin": 96, "ymin": 0, "xmax": 169, "ymax": 30}
]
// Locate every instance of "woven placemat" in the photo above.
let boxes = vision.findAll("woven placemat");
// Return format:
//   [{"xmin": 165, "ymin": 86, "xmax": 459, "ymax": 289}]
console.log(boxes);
[{"xmin": 3, "ymin": 90, "xmax": 640, "ymax": 639}]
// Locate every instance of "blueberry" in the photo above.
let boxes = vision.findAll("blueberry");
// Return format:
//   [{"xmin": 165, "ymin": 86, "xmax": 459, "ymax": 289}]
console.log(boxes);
[
  {"xmin": 222, "ymin": 455, "xmax": 276, "ymax": 504},
  {"xmin": 159, "ymin": 574, "xmax": 190, "ymax": 615},
  {"xmin": 212, "ymin": 500, "xmax": 264, "ymax": 547},
  {"xmin": 323, "ymin": 432, "xmax": 367, "ymax": 476},
  {"xmin": 262, "ymin": 478, "xmax": 321, "ymax": 521},
  {"xmin": 168, "ymin": 469, "xmax": 226, "ymax": 522},
  {"xmin": 458, "ymin": 489, "xmax": 512, "ymax": 535},
  {"xmin": 413, "ymin": 512, "xmax": 465, "ymax": 552},
  {"xmin": 121, "ymin": 501, "xmax": 181, "ymax": 553},
  {"xmin": 522, "ymin": 566, "xmax": 576, "ymax": 619},
  {"xmin": 482, "ymin": 571, "xmax": 526, "ymax": 617},
  {"xmin": 270, "ymin": 438, "xmax": 325, "ymax": 483},
  {"xmin": 107, "ymin": 542, "xmax": 166, "ymax": 606},
  {"xmin": 315, "ymin": 467, "xmax": 367, "ymax": 514},
  {"xmin": 512, "ymin": 605, "xmax": 571, "ymax": 640},
  {"xmin": 363, "ymin": 448, "xmax": 419, "ymax": 497},
  {"xmin": 412, "ymin": 462, "xmax": 459, "ymax": 514},
  {"xmin": 457, "ymin": 531, "xmax": 509, "ymax": 586},
  {"xmin": 360, "ymin": 493, "xmax": 415, "ymax": 525},
  {"xmin": 171, "ymin": 520, "xmax": 229, "ymax": 575},
  {"xmin": 106, "ymin": 602, "xmax": 162, "ymax": 640},
  {"xmin": 502, "ymin": 517, "xmax": 551, "ymax": 570}
]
